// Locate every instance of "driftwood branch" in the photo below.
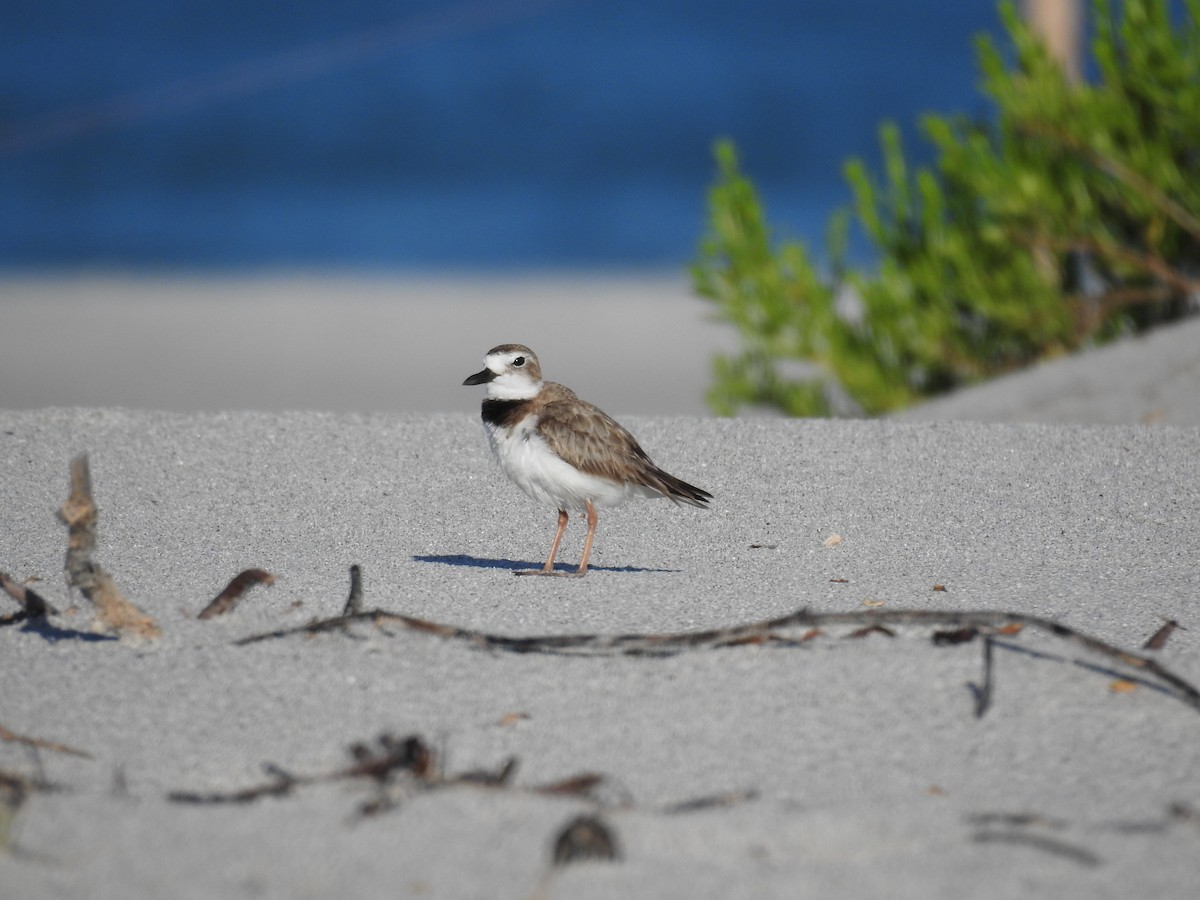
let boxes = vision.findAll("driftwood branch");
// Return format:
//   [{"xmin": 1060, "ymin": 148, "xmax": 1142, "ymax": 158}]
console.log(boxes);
[
  {"xmin": 235, "ymin": 603, "xmax": 1200, "ymax": 715},
  {"xmin": 57, "ymin": 453, "xmax": 159, "ymax": 639}
]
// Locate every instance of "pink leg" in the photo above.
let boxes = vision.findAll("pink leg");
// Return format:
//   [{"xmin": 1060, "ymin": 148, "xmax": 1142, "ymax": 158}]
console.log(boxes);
[
  {"xmin": 543, "ymin": 508, "xmax": 569, "ymax": 572},
  {"xmin": 516, "ymin": 508, "xmax": 569, "ymax": 576},
  {"xmin": 573, "ymin": 500, "xmax": 599, "ymax": 577}
]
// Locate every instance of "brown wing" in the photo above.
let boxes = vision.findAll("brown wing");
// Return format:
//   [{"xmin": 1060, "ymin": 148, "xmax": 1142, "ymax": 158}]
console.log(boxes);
[{"xmin": 534, "ymin": 383, "xmax": 712, "ymax": 507}]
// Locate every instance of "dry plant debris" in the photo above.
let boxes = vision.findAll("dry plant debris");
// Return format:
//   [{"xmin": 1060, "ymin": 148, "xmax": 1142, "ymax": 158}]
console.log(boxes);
[
  {"xmin": 341, "ymin": 564, "xmax": 364, "ymax": 615},
  {"xmin": 0, "ymin": 722, "xmax": 91, "ymax": 759},
  {"xmin": 168, "ymin": 732, "xmax": 607, "ymax": 819},
  {"xmin": 1143, "ymin": 618, "xmax": 1183, "ymax": 651},
  {"xmin": 931, "ymin": 627, "xmax": 979, "ymax": 646},
  {"xmin": 57, "ymin": 453, "xmax": 159, "ymax": 639},
  {"xmin": 846, "ymin": 623, "xmax": 895, "ymax": 638},
  {"xmin": 970, "ymin": 829, "xmax": 1102, "ymax": 868},
  {"xmin": 167, "ymin": 729, "xmax": 755, "ymax": 825},
  {"xmin": 197, "ymin": 569, "xmax": 276, "ymax": 619},
  {"xmin": 972, "ymin": 636, "xmax": 996, "ymax": 718},
  {"xmin": 660, "ymin": 789, "xmax": 760, "ymax": 814},
  {"xmin": 234, "ymin": 582, "xmax": 1200, "ymax": 717},
  {"xmin": 965, "ymin": 811, "xmax": 1107, "ymax": 866}
]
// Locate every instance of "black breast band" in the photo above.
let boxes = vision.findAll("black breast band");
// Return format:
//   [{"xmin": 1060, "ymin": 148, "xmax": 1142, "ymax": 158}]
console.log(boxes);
[{"xmin": 481, "ymin": 399, "xmax": 528, "ymax": 429}]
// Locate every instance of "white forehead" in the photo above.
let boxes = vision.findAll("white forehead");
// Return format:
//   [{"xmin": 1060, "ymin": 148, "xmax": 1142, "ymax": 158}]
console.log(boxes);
[{"xmin": 487, "ymin": 348, "xmax": 532, "ymax": 371}]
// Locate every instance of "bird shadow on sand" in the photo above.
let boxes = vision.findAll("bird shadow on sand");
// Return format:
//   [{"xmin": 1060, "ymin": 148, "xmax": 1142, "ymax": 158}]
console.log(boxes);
[{"xmin": 413, "ymin": 554, "xmax": 679, "ymax": 575}]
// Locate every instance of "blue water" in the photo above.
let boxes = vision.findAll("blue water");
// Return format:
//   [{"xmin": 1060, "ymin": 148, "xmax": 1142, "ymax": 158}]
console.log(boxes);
[{"xmin": 1, "ymin": 0, "xmax": 1002, "ymax": 269}]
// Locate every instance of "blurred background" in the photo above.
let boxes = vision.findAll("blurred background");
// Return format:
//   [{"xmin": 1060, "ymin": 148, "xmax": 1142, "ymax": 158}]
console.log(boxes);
[{"xmin": 2, "ymin": 0, "xmax": 1002, "ymax": 414}]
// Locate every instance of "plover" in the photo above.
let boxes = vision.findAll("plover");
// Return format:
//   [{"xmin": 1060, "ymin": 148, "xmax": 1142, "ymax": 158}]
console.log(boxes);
[{"xmin": 463, "ymin": 344, "xmax": 711, "ymax": 577}]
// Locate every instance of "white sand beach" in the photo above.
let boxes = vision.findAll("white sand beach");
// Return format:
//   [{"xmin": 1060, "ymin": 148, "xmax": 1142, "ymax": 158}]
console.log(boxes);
[
  {"xmin": 1, "ymin": 406, "xmax": 1199, "ymax": 899},
  {"xmin": 2, "ymin": 275, "xmax": 1200, "ymax": 898}
]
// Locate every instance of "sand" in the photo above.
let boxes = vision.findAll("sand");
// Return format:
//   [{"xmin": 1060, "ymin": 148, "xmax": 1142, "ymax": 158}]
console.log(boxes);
[
  {"xmin": 2, "ymin": 407, "xmax": 1198, "ymax": 899},
  {"xmin": 2, "ymin": 276, "xmax": 1199, "ymax": 897}
]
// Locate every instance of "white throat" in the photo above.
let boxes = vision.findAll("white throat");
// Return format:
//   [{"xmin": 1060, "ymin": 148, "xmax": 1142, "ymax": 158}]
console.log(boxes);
[{"xmin": 486, "ymin": 371, "xmax": 542, "ymax": 401}]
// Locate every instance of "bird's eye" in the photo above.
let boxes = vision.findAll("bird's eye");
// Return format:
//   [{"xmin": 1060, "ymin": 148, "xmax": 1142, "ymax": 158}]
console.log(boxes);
[{"xmin": 513, "ymin": 356, "xmax": 525, "ymax": 367}]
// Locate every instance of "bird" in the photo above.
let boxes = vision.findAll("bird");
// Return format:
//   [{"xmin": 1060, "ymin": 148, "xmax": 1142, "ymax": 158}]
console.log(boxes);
[{"xmin": 463, "ymin": 344, "xmax": 711, "ymax": 577}]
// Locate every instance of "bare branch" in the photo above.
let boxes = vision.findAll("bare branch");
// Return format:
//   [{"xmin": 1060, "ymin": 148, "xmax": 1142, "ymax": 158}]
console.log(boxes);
[
  {"xmin": 234, "ymin": 604, "xmax": 1200, "ymax": 715},
  {"xmin": 0, "ymin": 723, "xmax": 91, "ymax": 759},
  {"xmin": 57, "ymin": 453, "xmax": 159, "ymax": 639}
]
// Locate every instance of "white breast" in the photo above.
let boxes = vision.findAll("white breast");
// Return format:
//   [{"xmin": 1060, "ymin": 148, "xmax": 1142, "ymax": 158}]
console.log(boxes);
[{"xmin": 485, "ymin": 416, "xmax": 652, "ymax": 509}]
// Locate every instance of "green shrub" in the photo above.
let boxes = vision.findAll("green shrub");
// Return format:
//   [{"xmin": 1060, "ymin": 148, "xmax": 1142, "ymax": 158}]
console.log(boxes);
[{"xmin": 693, "ymin": 0, "xmax": 1200, "ymax": 416}]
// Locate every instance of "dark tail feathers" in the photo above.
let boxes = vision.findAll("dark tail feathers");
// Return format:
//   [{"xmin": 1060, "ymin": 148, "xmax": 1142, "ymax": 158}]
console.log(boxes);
[{"xmin": 653, "ymin": 469, "xmax": 712, "ymax": 508}]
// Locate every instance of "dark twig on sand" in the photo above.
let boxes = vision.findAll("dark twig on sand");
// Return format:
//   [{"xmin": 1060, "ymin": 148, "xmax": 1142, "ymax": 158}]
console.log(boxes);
[
  {"xmin": 971, "ymin": 636, "xmax": 996, "ymax": 719},
  {"xmin": 0, "ymin": 722, "xmax": 91, "ymax": 759},
  {"xmin": 532, "ymin": 773, "xmax": 605, "ymax": 797},
  {"xmin": 234, "ymin": 605, "xmax": 1200, "ymax": 714},
  {"xmin": 846, "ymin": 624, "xmax": 896, "ymax": 639},
  {"xmin": 198, "ymin": 569, "xmax": 275, "ymax": 619},
  {"xmin": 971, "ymin": 829, "xmax": 1102, "ymax": 868},
  {"xmin": 168, "ymin": 734, "xmax": 428, "ymax": 808},
  {"xmin": 932, "ymin": 627, "xmax": 978, "ymax": 646},
  {"xmin": 169, "ymin": 767, "xmax": 300, "ymax": 805},
  {"xmin": 57, "ymin": 453, "xmax": 159, "ymax": 639},
  {"xmin": 168, "ymin": 733, "xmax": 606, "ymax": 817},
  {"xmin": 660, "ymin": 789, "xmax": 760, "ymax": 814},
  {"xmin": 342, "ymin": 564, "xmax": 363, "ymax": 615},
  {"xmin": 1143, "ymin": 618, "xmax": 1183, "ymax": 652}
]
